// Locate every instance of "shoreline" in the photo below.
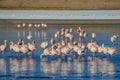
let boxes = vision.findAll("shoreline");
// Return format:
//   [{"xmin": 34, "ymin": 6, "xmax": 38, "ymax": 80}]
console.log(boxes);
[{"xmin": 0, "ymin": 19, "xmax": 120, "ymax": 24}]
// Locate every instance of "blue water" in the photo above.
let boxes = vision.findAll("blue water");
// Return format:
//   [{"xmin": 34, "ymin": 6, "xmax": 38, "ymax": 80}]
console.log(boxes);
[{"xmin": 0, "ymin": 24, "xmax": 120, "ymax": 80}]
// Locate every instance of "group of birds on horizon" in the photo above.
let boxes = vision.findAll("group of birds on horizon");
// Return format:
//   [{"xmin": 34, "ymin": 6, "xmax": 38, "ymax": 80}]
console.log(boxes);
[{"xmin": 0, "ymin": 23, "xmax": 119, "ymax": 61}]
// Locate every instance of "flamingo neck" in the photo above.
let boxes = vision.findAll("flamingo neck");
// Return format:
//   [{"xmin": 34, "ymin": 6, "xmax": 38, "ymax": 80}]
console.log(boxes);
[
  {"xmin": 4, "ymin": 41, "xmax": 7, "ymax": 46},
  {"xmin": 10, "ymin": 41, "xmax": 14, "ymax": 45}
]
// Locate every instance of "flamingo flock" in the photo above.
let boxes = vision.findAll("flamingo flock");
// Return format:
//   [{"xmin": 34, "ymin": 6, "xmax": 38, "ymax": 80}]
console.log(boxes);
[
  {"xmin": 39, "ymin": 26, "xmax": 119, "ymax": 61},
  {"xmin": 0, "ymin": 24, "xmax": 119, "ymax": 61},
  {"xmin": 9, "ymin": 40, "xmax": 36, "ymax": 57}
]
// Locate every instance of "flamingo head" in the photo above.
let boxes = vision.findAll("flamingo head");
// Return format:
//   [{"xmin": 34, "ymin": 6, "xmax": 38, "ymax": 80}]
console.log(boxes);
[
  {"xmin": 4, "ymin": 40, "xmax": 7, "ymax": 42},
  {"xmin": 73, "ymin": 41, "xmax": 78, "ymax": 45},
  {"xmin": 50, "ymin": 38, "xmax": 55, "ymax": 44}
]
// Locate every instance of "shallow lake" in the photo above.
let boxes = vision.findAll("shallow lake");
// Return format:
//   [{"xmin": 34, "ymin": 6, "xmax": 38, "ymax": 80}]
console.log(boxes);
[{"xmin": 0, "ymin": 24, "xmax": 120, "ymax": 80}]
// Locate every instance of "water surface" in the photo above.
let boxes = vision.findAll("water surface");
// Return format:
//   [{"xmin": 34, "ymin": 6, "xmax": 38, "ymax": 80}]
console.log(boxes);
[{"xmin": 0, "ymin": 24, "xmax": 120, "ymax": 80}]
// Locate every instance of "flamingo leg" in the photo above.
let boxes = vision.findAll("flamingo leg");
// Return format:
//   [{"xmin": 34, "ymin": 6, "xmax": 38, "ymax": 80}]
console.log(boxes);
[
  {"xmin": 70, "ymin": 54, "xmax": 73, "ymax": 62},
  {"xmin": 93, "ymin": 52, "xmax": 96, "ymax": 57},
  {"xmin": 1, "ymin": 52, "xmax": 4, "ymax": 57},
  {"xmin": 18, "ymin": 52, "xmax": 21, "ymax": 58},
  {"xmin": 61, "ymin": 53, "xmax": 65, "ymax": 61},
  {"xmin": 78, "ymin": 55, "xmax": 82, "ymax": 62},
  {"xmin": 25, "ymin": 53, "xmax": 28, "ymax": 58},
  {"xmin": 31, "ymin": 51, "xmax": 34, "ymax": 58}
]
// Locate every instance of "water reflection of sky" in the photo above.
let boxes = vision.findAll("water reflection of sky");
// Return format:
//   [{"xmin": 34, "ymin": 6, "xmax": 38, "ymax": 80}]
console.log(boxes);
[{"xmin": 0, "ymin": 24, "xmax": 120, "ymax": 80}]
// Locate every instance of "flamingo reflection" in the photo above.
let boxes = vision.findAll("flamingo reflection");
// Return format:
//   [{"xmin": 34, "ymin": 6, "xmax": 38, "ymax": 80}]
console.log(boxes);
[
  {"xmin": 98, "ymin": 58, "xmax": 115, "ymax": 75},
  {"xmin": 10, "ymin": 57, "xmax": 35, "ymax": 73},
  {"xmin": 0, "ymin": 58, "xmax": 6, "ymax": 73}
]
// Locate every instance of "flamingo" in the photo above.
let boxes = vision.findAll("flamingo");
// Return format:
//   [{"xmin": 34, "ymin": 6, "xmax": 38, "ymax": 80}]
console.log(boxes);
[
  {"xmin": 40, "ymin": 48, "xmax": 50, "ymax": 58},
  {"xmin": 28, "ymin": 40, "xmax": 36, "ymax": 56},
  {"xmin": 92, "ymin": 33, "xmax": 96, "ymax": 41},
  {"xmin": 34, "ymin": 24, "xmax": 37, "ymax": 28},
  {"xmin": 0, "ymin": 40, "xmax": 7, "ymax": 55},
  {"xmin": 17, "ymin": 24, "xmax": 20, "ymax": 28},
  {"xmin": 12, "ymin": 44, "xmax": 21, "ymax": 57},
  {"xmin": 87, "ymin": 41, "xmax": 99, "ymax": 60},
  {"xmin": 70, "ymin": 28, "xmax": 73, "ymax": 33},
  {"xmin": 101, "ymin": 44, "xmax": 108, "ymax": 55},
  {"xmin": 17, "ymin": 39, "xmax": 23, "ymax": 46},
  {"xmin": 50, "ymin": 38, "xmax": 55, "ymax": 45},
  {"xmin": 28, "ymin": 24, "xmax": 32, "ymax": 28},
  {"xmin": 37, "ymin": 24, "xmax": 40, "ymax": 28},
  {"xmin": 10, "ymin": 41, "xmax": 14, "ymax": 51},
  {"xmin": 61, "ymin": 40, "xmax": 66, "ymax": 46},
  {"xmin": 83, "ymin": 32, "xmax": 88, "ymax": 38},
  {"xmin": 61, "ymin": 46, "xmax": 71, "ymax": 55},
  {"xmin": 50, "ymin": 46, "xmax": 59, "ymax": 55},
  {"xmin": 61, "ymin": 28, "xmax": 65, "ymax": 32},
  {"xmin": 20, "ymin": 41, "xmax": 29, "ymax": 55},
  {"xmin": 22, "ymin": 23, "xmax": 26, "ymax": 27},
  {"xmin": 77, "ymin": 48, "xmax": 85, "ymax": 59},
  {"xmin": 73, "ymin": 44, "xmax": 85, "ymax": 61},
  {"xmin": 54, "ymin": 31, "xmax": 60, "ymax": 41},
  {"xmin": 40, "ymin": 41, "xmax": 48, "ymax": 49},
  {"xmin": 27, "ymin": 31, "xmax": 32, "ymax": 40},
  {"xmin": 65, "ymin": 33, "xmax": 71, "ymax": 38},
  {"xmin": 41, "ymin": 23, "xmax": 47, "ymax": 30},
  {"xmin": 27, "ymin": 35, "xmax": 32, "ymax": 40},
  {"xmin": 61, "ymin": 46, "xmax": 71, "ymax": 61},
  {"xmin": 111, "ymin": 34, "xmax": 119, "ymax": 45},
  {"xmin": 69, "ymin": 34, "xmax": 74, "ymax": 42},
  {"xmin": 107, "ymin": 47, "xmax": 116, "ymax": 55},
  {"xmin": 92, "ymin": 33, "xmax": 96, "ymax": 38},
  {"xmin": 54, "ymin": 33, "xmax": 59, "ymax": 41}
]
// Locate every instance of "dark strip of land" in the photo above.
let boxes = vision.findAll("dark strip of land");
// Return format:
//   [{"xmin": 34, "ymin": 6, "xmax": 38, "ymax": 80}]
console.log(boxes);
[{"xmin": 0, "ymin": 0, "xmax": 120, "ymax": 10}]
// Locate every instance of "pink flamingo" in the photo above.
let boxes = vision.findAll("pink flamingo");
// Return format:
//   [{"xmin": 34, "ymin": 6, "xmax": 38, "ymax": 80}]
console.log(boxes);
[
  {"xmin": 111, "ymin": 34, "xmax": 119, "ymax": 45},
  {"xmin": 40, "ymin": 48, "xmax": 50, "ymax": 58},
  {"xmin": 0, "ymin": 40, "xmax": 7, "ymax": 55},
  {"xmin": 40, "ymin": 41, "xmax": 48, "ymax": 49},
  {"xmin": 92, "ymin": 33, "xmax": 96, "ymax": 41},
  {"xmin": 28, "ymin": 40, "xmax": 36, "ymax": 57},
  {"xmin": 20, "ymin": 41, "xmax": 29, "ymax": 56}
]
